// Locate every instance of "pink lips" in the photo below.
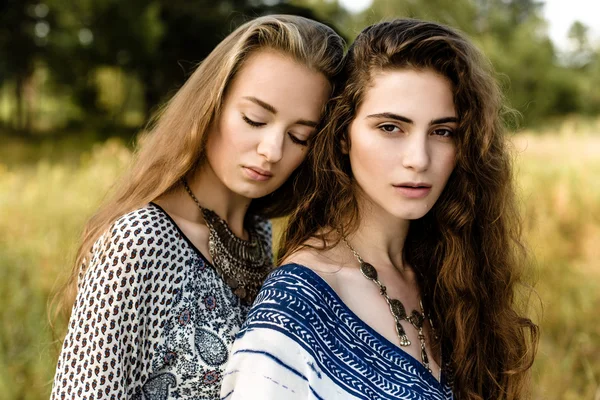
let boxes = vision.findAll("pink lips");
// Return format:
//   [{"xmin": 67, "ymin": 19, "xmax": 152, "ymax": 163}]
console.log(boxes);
[
  {"xmin": 393, "ymin": 182, "xmax": 432, "ymax": 199},
  {"xmin": 243, "ymin": 166, "xmax": 273, "ymax": 182}
]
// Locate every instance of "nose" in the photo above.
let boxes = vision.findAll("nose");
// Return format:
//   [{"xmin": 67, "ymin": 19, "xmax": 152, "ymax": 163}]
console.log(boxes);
[
  {"xmin": 401, "ymin": 133, "xmax": 430, "ymax": 172},
  {"xmin": 256, "ymin": 128, "xmax": 284, "ymax": 163}
]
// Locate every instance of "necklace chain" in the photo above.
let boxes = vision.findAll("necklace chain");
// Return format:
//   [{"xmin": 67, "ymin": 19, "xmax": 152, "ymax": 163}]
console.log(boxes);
[
  {"xmin": 181, "ymin": 179, "xmax": 272, "ymax": 304},
  {"xmin": 342, "ymin": 237, "xmax": 433, "ymax": 373}
]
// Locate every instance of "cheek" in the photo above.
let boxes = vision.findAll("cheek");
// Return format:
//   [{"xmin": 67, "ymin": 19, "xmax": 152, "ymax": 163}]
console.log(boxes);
[
  {"xmin": 217, "ymin": 112, "xmax": 256, "ymax": 152},
  {"xmin": 206, "ymin": 116, "xmax": 250, "ymax": 176},
  {"xmin": 431, "ymin": 148, "xmax": 457, "ymax": 196},
  {"xmin": 280, "ymin": 147, "xmax": 307, "ymax": 177},
  {"xmin": 350, "ymin": 134, "xmax": 393, "ymax": 179},
  {"xmin": 440, "ymin": 149, "xmax": 457, "ymax": 179}
]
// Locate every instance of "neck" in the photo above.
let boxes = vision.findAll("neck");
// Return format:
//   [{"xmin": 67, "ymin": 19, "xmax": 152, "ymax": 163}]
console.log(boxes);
[
  {"xmin": 185, "ymin": 161, "xmax": 252, "ymax": 238},
  {"xmin": 344, "ymin": 193, "xmax": 410, "ymax": 272}
]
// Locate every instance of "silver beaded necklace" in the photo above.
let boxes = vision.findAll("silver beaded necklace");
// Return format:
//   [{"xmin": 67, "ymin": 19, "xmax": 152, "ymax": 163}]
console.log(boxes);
[{"xmin": 182, "ymin": 179, "xmax": 272, "ymax": 304}]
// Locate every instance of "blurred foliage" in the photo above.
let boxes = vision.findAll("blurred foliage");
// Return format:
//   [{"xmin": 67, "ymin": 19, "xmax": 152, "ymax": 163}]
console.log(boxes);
[
  {"xmin": 352, "ymin": 0, "xmax": 600, "ymax": 124},
  {"xmin": 0, "ymin": 0, "xmax": 339, "ymax": 135},
  {"xmin": 1, "ymin": 0, "xmax": 600, "ymax": 135}
]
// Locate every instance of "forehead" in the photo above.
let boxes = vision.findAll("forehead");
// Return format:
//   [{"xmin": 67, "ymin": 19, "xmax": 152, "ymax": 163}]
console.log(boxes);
[
  {"xmin": 359, "ymin": 69, "xmax": 456, "ymax": 119},
  {"xmin": 226, "ymin": 49, "xmax": 330, "ymax": 115}
]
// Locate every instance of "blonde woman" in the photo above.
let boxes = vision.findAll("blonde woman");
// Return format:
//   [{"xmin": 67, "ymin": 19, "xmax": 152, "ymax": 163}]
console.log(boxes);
[{"xmin": 50, "ymin": 15, "xmax": 344, "ymax": 399}]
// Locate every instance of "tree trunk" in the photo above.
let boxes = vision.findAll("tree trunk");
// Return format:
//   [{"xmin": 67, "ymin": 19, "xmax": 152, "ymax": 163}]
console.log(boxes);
[{"xmin": 15, "ymin": 74, "xmax": 24, "ymax": 131}]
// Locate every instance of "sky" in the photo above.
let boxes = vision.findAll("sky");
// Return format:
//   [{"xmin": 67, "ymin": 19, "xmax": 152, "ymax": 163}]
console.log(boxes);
[
  {"xmin": 542, "ymin": 0, "xmax": 599, "ymax": 50},
  {"xmin": 337, "ymin": 0, "xmax": 600, "ymax": 50}
]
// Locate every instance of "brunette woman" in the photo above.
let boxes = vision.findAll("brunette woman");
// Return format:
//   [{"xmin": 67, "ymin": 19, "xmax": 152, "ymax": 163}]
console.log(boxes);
[{"xmin": 222, "ymin": 19, "xmax": 538, "ymax": 400}]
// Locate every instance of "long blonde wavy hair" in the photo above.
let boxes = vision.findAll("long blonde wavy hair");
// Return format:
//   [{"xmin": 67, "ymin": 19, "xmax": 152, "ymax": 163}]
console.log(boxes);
[{"xmin": 53, "ymin": 14, "xmax": 344, "ymax": 325}]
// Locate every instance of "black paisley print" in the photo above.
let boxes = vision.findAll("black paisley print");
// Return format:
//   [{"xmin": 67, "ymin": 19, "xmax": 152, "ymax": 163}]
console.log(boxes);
[{"xmin": 51, "ymin": 203, "xmax": 272, "ymax": 399}]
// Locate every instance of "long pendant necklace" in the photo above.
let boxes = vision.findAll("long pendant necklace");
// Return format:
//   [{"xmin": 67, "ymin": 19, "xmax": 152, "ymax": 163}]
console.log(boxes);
[
  {"xmin": 182, "ymin": 179, "xmax": 272, "ymax": 304},
  {"xmin": 343, "ymin": 237, "xmax": 434, "ymax": 372}
]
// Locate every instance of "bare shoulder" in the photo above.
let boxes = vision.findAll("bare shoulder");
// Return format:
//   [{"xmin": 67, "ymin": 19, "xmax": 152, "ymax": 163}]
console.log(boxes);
[
  {"xmin": 281, "ymin": 238, "xmax": 334, "ymax": 270},
  {"xmin": 280, "ymin": 237, "xmax": 356, "ymax": 292}
]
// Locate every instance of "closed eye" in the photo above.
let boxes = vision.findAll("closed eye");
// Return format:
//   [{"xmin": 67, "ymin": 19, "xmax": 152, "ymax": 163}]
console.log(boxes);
[
  {"xmin": 288, "ymin": 133, "xmax": 308, "ymax": 146},
  {"xmin": 242, "ymin": 114, "xmax": 266, "ymax": 128}
]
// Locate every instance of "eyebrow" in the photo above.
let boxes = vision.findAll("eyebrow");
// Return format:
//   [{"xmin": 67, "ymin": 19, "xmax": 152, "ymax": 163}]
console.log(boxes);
[
  {"xmin": 431, "ymin": 116, "xmax": 459, "ymax": 125},
  {"xmin": 243, "ymin": 96, "xmax": 319, "ymax": 128},
  {"xmin": 296, "ymin": 119, "xmax": 318, "ymax": 128},
  {"xmin": 366, "ymin": 112, "xmax": 458, "ymax": 125},
  {"xmin": 244, "ymin": 96, "xmax": 277, "ymax": 114}
]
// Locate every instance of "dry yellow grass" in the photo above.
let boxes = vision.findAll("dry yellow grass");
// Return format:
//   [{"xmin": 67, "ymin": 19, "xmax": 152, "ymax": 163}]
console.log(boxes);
[{"xmin": 512, "ymin": 120, "xmax": 600, "ymax": 399}]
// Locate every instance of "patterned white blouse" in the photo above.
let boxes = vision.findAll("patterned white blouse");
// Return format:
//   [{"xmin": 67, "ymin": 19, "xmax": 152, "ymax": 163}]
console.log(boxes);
[{"xmin": 51, "ymin": 203, "xmax": 272, "ymax": 400}]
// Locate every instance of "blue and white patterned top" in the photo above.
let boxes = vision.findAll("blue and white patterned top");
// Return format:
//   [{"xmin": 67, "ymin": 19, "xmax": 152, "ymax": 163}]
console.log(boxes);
[
  {"xmin": 51, "ymin": 203, "xmax": 272, "ymax": 399},
  {"xmin": 221, "ymin": 263, "xmax": 453, "ymax": 400}
]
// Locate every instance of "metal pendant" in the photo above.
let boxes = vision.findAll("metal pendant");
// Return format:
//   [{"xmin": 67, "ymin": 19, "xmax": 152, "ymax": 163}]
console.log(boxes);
[
  {"xmin": 226, "ymin": 276, "xmax": 239, "ymax": 289},
  {"xmin": 234, "ymin": 287, "xmax": 247, "ymax": 299},
  {"xmin": 409, "ymin": 310, "xmax": 424, "ymax": 329},
  {"xmin": 421, "ymin": 345, "xmax": 431, "ymax": 371},
  {"xmin": 360, "ymin": 262, "xmax": 378, "ymax": 280},
  {"xmin": 418, "ymin": 330, "xmax": 431, "ymax": 372},
  {"xmin": 395, "ymin": 321, "xmax": 411, "ymax": 346},
  {"xmin": 389, "ymin": 299, "xmax": 407, "ymax": 320}
]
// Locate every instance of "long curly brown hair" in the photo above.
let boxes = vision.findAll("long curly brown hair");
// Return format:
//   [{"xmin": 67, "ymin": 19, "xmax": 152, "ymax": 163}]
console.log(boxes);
[{"xmin": 279, "ymin": 19, "xmax": 539, "ymax": 400}]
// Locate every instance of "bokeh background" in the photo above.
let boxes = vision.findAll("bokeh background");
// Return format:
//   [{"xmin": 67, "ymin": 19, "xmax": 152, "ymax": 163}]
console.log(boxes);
[{"xmin": 1, "ymin": 0, "xmax": 599, "ymax": 399}]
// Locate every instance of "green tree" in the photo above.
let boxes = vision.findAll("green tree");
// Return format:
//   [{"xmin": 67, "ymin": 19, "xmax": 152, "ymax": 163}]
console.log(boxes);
[
  {"xmin": 357, "ymin": 0, "xmax": 478, "ymax": 34},
  {"xmin": 0, "ymin": 0, "xmax": 51, "ymax": 132},
  {"xmin": 569, "ymin": 20, "xmax": 589, "ymax": 51},
  {"xmin": 567, "ymin": 20, "xmax": 593, "ymax": 67},
  {"xmin": 20, "ymin": 0, "xmax": 334, "ymax": 133}
]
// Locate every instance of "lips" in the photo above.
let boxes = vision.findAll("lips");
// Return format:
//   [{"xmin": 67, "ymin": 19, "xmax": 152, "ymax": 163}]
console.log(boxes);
[
  {"xmin": 394, "ymin": 182, "xmax": 431, "ymax": 188},
  {"xmin": 246, "ymin": 166, "xmax": 273, "ymax": 177},
  {"xmin": 392, "ymin": 182, "xmax": 432, "ymax": 199},
  {"xmin": 243, "ymin": 166, "xmax": 273, "ymax": 182}
]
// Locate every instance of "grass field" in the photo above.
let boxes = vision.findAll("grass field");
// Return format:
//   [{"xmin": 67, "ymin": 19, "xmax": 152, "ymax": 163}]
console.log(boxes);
[
  {"xmin": 0, "ymin": 119, "xmax": 599, "ymax": 399},
  {"xmin": 512, "ymin": 120, "xmax": 600, "ymax": 400}
]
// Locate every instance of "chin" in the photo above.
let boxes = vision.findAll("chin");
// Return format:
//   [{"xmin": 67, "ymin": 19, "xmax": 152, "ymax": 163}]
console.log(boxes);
[
  {"xmin": 398, "ymin": 213, "xmax": 427, "ymax": 221},
  {"xmin": 230, "ymin": 184, "xmax": 274, "ymax": 200},
  {"xmin": 386, "ymin": 207, "xmax": 430, "ymax": 221}
]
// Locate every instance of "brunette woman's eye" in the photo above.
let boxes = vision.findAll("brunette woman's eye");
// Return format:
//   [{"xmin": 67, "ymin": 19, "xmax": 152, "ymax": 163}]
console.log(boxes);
[
  {"xmin": 242, "ymin": 115, "xmax": 266, "ymax": 127},
  {"xmin": 432, "ymin": 128, "xmax": 454, "ymax": 137},
  {"xmin": 289, "ymin": 133, "xmax": 308, "ymax": 146},
  {"xmin": 378, "ymin": 124, "xmax": 401, "ymax": 134}
]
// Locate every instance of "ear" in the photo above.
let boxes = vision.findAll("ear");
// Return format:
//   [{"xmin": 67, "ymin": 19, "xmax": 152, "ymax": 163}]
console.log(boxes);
[{"xmin": 340, "ymin": 131, "xmax": 350, "ymax": 154}]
